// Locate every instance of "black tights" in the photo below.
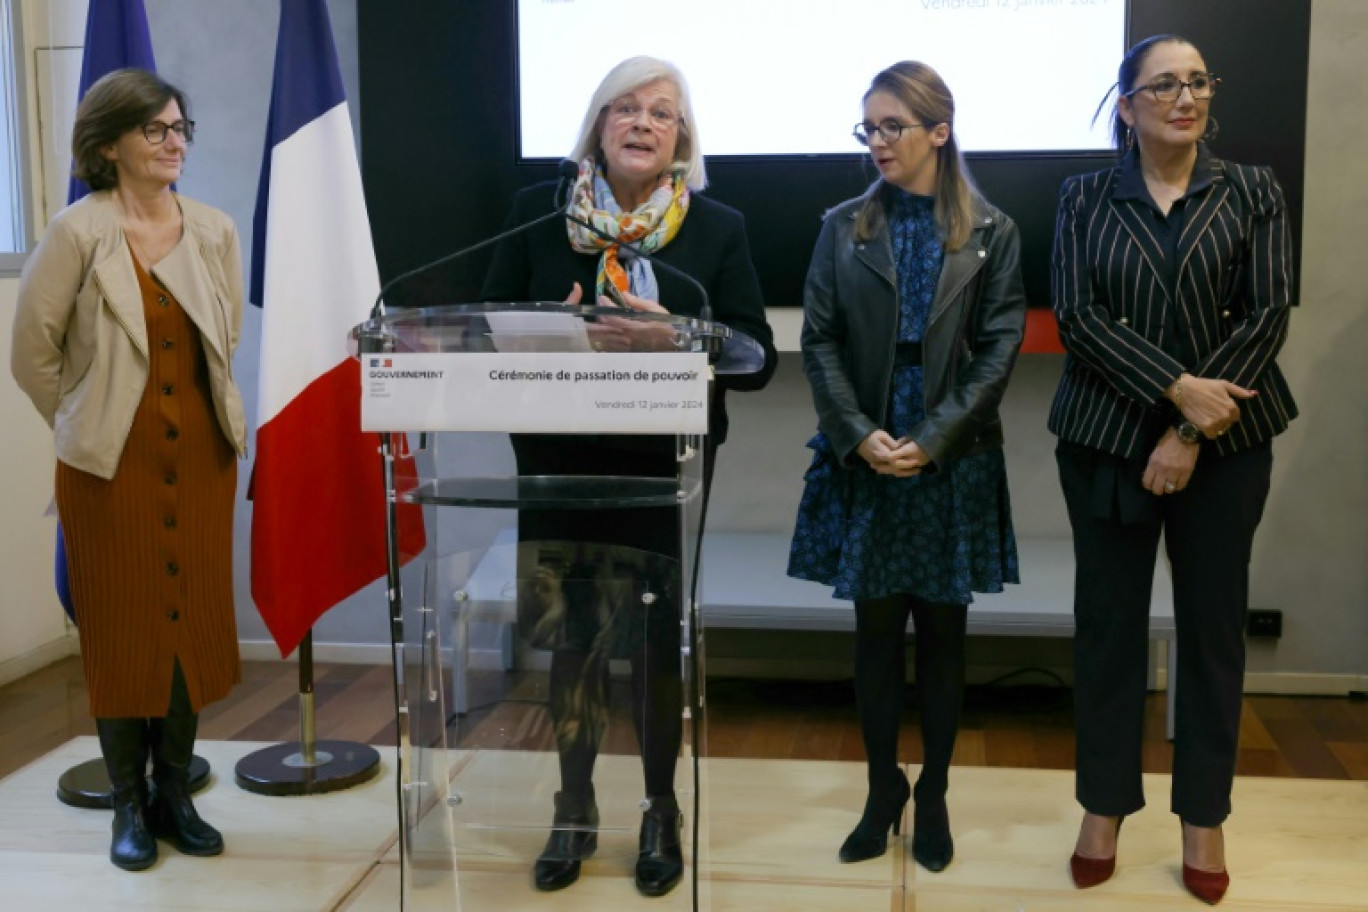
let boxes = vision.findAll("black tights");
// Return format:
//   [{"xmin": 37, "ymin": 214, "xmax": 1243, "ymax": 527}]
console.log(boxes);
[
  {"xmin": 853, "ymin": 595, "xmax": 967, "ymax": 797},
  {"xmin": 549, "ymin": 639, "xmax": 682, "ymax": 802}
]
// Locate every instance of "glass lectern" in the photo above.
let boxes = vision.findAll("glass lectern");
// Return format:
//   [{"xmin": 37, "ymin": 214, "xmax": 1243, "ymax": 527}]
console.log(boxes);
[{"xmin": 351, "ymin": 303, "xmax": 766, "ymax": 910}]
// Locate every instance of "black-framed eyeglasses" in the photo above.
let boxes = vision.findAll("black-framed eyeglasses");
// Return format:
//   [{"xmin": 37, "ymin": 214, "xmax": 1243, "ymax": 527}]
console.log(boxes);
[
  {"xmin": 141, "ymin": 120, "xmax": 195, "ymax": 144},
  {"xmin": 1123, "ymin": 72, "xmax": 1219, "ymax": 104},
  {"xmin": 852, "ymin": 119, "xmax": 928, "ymax": 147}
]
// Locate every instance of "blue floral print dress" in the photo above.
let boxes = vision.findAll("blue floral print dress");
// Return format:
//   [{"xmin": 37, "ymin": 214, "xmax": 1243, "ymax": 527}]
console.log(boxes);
[{"xmin": 787, "ymin": 190, "xmax": 1019, "ymax": 605}]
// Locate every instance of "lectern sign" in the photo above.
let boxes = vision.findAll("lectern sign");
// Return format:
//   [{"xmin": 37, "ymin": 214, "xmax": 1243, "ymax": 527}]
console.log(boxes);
[{"xmin": 362, "ymin": 352, "xmax": 710, "ymax": 433}]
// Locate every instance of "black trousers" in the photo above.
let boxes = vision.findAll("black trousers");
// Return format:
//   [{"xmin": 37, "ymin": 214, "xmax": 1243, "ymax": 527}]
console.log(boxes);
[{"xmin": 1057, "ymin": 440, "xmax": 1272, "ymax": 827}]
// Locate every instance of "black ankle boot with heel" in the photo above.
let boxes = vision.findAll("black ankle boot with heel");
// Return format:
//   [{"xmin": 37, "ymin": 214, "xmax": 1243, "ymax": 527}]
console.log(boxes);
[
  {"xmin": 635, "ymin": 795, "xmax": 683, "ymax": 896},
  {"xmin": 533, "ymin": 789, "xmax": 599, "ymax": 891},
  {"xmin": 839, "ymin": 772, "xmax": 911, "ymax": 863}
]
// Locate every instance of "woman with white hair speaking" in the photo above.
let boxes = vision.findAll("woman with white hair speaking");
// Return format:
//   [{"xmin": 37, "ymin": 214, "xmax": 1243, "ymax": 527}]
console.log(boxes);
[{"xmin": 482, "ymin": 56, "xmax": 775, "ymax": 897}]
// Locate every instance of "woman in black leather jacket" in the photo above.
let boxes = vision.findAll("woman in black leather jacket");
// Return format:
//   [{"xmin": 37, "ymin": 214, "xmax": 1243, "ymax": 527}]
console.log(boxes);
[{"xmin": 788, "ymin": 61, "xmax": 1026, "ymax": 872}]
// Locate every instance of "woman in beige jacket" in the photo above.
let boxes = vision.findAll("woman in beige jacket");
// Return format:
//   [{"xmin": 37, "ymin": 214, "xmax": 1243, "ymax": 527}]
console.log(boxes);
[{"xmin": 10, "ymin": 68, "xmax": 245, "ymax": 872}]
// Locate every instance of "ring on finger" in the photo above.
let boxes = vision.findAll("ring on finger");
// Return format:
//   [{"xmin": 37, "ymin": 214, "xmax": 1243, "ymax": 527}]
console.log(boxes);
[{"xmin": 1164, "ymin": 481, "xmax": 1176, "ymax": 493}]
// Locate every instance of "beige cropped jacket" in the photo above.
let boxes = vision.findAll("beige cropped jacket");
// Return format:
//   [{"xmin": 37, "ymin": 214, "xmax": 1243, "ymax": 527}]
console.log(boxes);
[{"xmin": 11, "ymin": 191, "xmax": 247, "ymax": 479}]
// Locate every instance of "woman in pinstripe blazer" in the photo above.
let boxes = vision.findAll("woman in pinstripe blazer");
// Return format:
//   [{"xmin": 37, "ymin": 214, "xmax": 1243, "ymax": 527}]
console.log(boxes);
[{"xmin": 1050, "ymin": 36, "xmax": 1296, "ymax": 905}]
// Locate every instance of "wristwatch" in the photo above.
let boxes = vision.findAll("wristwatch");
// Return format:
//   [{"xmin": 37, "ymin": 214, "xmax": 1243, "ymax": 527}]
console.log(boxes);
[{"xmin": 1174, "ymin": 420, "xmax": 1202, "ymax": 445}]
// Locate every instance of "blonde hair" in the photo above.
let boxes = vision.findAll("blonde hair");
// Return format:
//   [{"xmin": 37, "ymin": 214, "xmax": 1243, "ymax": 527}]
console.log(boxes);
[
  {"xmin": 855, "ymin": 61, "xmax": 978, "ymax": 251},
  {"xmin": 568, "ymin": 56, "xmax": 707, "ymax": 191}
]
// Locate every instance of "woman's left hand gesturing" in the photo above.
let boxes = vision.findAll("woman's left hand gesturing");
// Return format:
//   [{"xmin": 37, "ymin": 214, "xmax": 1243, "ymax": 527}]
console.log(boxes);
[{"xmin": 1142, "ymin": 428, "xmax": 1200, "ymax": 496}]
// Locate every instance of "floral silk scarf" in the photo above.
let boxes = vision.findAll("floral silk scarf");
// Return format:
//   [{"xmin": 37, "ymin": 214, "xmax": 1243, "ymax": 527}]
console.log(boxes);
[{"xmin": 566, "ymin": 157, "xmax": 690, "ymax": 302}]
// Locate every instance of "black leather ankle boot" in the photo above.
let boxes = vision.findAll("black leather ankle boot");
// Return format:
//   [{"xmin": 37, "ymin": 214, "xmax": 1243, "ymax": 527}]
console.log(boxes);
[
  {"xmin": 635, "ymin": 795, "xmax": 683, "ymax": 896},
  {"xmin": 533, "ymin": 790, "xmax": 599, "ymax": 891}
]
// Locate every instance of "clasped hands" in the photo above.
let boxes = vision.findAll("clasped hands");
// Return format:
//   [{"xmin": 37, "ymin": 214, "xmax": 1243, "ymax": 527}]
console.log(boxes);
[
  {"xmin": 1143, "ymin": 372, "xmax": 1256, "ymax": 497},
  {"xmin": 566, "ymin": 281, "xmax": 679, "ymax": 352},
  {"xmin": 858, "ymin": 430, "xmax": 929, "ymax": 478}
]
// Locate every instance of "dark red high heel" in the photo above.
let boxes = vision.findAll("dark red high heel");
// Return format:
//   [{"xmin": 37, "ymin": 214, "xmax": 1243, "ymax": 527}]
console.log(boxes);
[
  {"xmin": 1069, "ymin": 815, "xmax": 1122, "ymax": 889},
  {"xmin": 1181, "ymin": 824, "xmax": 1229, "ymax": 905},
  {"xmin": 1182, "ymin": 863, "xmax": 1230, "ymax": 905}
]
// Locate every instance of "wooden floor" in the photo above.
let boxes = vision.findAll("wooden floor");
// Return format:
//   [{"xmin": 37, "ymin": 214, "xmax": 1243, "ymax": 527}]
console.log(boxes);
[
  {"xmin": 4, "ymin": 655, "xmax": 1367, "ymax": 782},
  {"xmin": 3, "ymin": 657, "xmax": 1368, "ymax": 911},
  {"xmin": 3, "ymin": 738, "xmax": 1367, "ymax": 911}
]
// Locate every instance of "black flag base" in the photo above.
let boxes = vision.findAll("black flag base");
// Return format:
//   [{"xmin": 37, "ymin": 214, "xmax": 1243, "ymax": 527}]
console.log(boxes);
[
  {"xmin": 57, "ymin": 755, "xmax": 212, "ymax": 809},
  {"xmin": 233, "ymin": 632, "xmax": 381, "ymax": 797},
  {"xmin": 234, "ymin": 740, "xmax": 379, "ymax": 797}
]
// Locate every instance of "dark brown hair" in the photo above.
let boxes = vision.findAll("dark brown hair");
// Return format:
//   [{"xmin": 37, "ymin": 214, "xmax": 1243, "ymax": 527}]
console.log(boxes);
[{"xmin": 71, "ymin": 68, "xmax": 189, "ymax": 191}]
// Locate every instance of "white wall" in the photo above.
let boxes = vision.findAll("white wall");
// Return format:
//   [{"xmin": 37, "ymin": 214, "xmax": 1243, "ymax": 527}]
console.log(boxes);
[
  {"xmin": 0, "ymin": 3, "xmax": 86, "ymax": 687},
  {"xmin": 1256, "ymin": 0, "xmax": 1368, "ymax": 686},
  {"xmin": 0, "ymin": 275, "xmax": 73, "ymax": 685},
  {"xmin": 2, "ymin": 0, "xmax": 1364, "ymax": 690}
]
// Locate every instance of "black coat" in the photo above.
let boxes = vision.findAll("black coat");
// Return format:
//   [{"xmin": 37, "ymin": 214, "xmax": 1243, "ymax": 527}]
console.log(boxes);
[
  {"xmin": 481, "ymin": 182, "xmax": 777, "ymax": 446},
  {"xmin": 801, "ymin": 183, "xmax": 1027, "ymax": 468}
]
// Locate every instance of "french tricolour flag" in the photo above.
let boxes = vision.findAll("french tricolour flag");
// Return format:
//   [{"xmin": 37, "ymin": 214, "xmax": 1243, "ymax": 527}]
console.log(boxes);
[{"xmin": 250, "ymin": 0, "xmax": 423, "ymax": 657}]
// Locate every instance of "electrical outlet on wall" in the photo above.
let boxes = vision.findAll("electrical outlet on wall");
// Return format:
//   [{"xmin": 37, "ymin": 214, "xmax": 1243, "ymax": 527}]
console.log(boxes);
[{"xmin": 1247, "ymin": 608, "xmax": 1283, "ymax": 639}]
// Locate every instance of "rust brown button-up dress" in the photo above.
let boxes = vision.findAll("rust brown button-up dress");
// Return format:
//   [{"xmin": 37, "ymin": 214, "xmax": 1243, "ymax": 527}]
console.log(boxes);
[{"xmin": 55, "ymin": 248, "xmax": 240, "ymax": 718}]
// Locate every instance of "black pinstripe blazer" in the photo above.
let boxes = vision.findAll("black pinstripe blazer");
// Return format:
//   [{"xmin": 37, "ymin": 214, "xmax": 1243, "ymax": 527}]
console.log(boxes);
[{"xmin": 1047, "ymin": 151, "xmax": 1297, "ymax": 459}]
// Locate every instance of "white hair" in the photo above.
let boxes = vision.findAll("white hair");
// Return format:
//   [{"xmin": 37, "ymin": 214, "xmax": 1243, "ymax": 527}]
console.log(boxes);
[{"xmin": 568, "ymin": 56, "xmax": 707, "ymax": 191}]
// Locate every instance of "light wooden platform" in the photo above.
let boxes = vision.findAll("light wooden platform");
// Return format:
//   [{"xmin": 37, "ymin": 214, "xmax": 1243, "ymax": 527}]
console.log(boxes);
[{"xmin": 2, "ymin": 738, "xmax": 1364, "ymax": 910}]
